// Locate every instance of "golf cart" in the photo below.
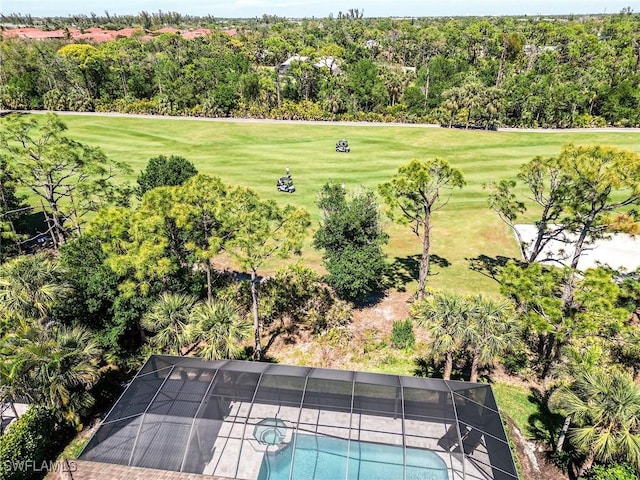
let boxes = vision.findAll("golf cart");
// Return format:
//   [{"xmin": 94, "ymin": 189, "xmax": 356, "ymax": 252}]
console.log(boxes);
[
  {"xmin": 277, "ymin": 175, "xmax": 295, "ymax": 193},
  {"xmin": 335, "ymin": 138, "xmax": 350, "ymax": 153}
]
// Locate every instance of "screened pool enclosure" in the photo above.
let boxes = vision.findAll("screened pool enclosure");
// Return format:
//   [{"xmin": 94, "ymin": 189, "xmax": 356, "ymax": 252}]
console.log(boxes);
[{"xmin": 80, "ymin": 355, "xmax": 518, "ymax": 480}]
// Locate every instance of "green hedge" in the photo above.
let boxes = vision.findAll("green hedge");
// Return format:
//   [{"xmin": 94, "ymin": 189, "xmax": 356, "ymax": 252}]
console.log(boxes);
[
  {"xmin": 583, "ymin": 463, "xmax": 638, "ymax": 480},
  {"xmin": 0, "ymin": 408, "xmax": 66, "ymax": 480}
]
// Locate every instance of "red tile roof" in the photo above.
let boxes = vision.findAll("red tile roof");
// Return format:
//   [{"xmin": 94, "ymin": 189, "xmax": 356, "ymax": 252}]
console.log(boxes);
[
  {"xmin": 155, "ymin": 27, "xmax": 180, "ymax": 34},
  {"xmin": 182, "ymin": 29, "xmax": 209, "ymax": 39},
  {"xmin": 1, "ymin": 26, "xmax": 212, "ymax": 42},
  {"xmin": 3, "ymin": 27, "xmax": 66, "ymax": 39},
  {"xmin": 117, "ymin": 27, "xmax": 138, "ymax": 37}
]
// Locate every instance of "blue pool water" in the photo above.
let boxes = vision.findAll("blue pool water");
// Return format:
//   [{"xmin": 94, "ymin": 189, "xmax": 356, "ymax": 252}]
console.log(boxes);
[{"xmin": 257, "ymin": 433, "xmax": 448, "ymax": 480}]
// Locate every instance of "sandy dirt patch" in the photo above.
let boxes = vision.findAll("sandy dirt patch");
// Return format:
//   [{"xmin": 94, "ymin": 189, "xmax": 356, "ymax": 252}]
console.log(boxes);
[{"xmin": 515, "ymin": 224, "xmax": 640, "ymax": 272}]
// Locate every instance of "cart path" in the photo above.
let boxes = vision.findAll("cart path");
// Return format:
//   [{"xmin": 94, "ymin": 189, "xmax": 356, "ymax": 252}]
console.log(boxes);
[{"xmin": 8, "ymin": 110, "xmax": 640, "ymax": 133}]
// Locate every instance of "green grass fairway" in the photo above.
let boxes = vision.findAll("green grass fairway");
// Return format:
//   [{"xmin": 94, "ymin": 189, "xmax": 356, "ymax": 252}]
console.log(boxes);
[{"xmin": 41, "ymin": 114, "xmax": 640, "ymax": 295}]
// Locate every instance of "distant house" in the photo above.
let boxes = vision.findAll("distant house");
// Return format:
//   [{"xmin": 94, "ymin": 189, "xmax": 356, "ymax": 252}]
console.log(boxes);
[
  {"xmin": 278, "ymin": 55, "xmax": 309, "ymax": 74},
  {"xmin": 365, "ymin": 39, "xmax": 379, "ymax": 49},
  {"xmin": 2, "ymin": 27, "xmax": 67, "ymax": 40},
  {"xmin": 74, "ymin": 29, "xmax": 119, "ymax": 43},
  {"xmin": 0, "ymin": 26, "xmax": 212, "ymax": 43},
  {"xmin": 182, "ymin": 29, "xmax": 210, "ymax": 40},
  {"xmin": 523, "ymin": 44, "xmax": 559, "ymax": 56},
  {"xmin": 278, "ymin": 55, "xmax": 340, "ymax": 75},
  {"xmin": 313, "ymin": 56, "xmax": 340, "ymax": 75}
]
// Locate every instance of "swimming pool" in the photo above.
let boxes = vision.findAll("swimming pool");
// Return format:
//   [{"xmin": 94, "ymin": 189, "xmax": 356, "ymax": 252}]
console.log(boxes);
[{"xmin": 258, "ymin": 433, "xmax": 448, "ymax": 480}]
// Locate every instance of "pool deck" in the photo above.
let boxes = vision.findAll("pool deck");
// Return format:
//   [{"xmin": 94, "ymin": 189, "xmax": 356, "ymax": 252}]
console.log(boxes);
[{"xmin": 201, "ymin": 400, "xmax": 490, "ymax": 480}]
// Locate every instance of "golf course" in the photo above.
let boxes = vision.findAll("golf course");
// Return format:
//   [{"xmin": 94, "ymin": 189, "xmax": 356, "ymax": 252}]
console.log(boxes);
[
  {"xmin": 5, "ymin": 8, "xmax": 640, "ymax": 477},
  {"xmin": 46, "ymin": 113, "xmax": 640, "ymax": 295}
]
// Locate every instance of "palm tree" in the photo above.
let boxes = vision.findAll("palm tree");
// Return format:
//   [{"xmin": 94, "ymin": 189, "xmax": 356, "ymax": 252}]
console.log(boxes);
[
  {"xmin": 554, "ymin": 344, "xmax": 604, "ymax": 452},
  {"xmin": 0, "ymin": 357, "xmax": 22, "ymax": 422},
  {"xmin": 141, "ymin": 292, "xmax": 198, "ymax": 355},
  {"xmin": 466, "ymin": 295, "xmax": 518, "ymax": 383},
  {"xmin": 37, "ymin": 326, "xmax": 102, "ymax": 425},
  {"xmin": 2, "ymin": 322, "xmax": 102, "ymax": 426},
  {"xmin": 0, "ymin": 253, "xmax": 71, "ymax": 322},
  {"xmin": 460, "ymin": 81, "xmax": 484, "ymax": 129},
  {"xmin": 380, "ymin": 67, "xmax": 405, "ymax": 106},
  {"xmin": 551, "ymin": 369, "xmax": 640, "ymax": 477},
  {"xmin": 412, "ymin": 292, "xmax": 469, "ymax": 380},
  {"xmin": 321, "ymin": 88, "xmax": 345, "ymax": 115},
  {"xmin": 442, "ymin": 86, "xmax": 464, "ymax": 128},
  {"xmin": 188, "ymin": 300, "xmax": 252, "ymax": 361}
]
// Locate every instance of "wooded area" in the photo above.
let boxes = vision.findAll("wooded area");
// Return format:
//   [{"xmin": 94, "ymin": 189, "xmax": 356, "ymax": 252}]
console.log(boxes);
[{"xmin": 1, "ymin": 11, "xmax": 639, "ymax": 127}]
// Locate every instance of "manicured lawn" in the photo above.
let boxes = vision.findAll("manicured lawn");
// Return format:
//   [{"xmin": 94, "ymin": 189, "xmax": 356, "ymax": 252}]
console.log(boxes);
[{"xmin": 34, "ymin": 113, "xmax": 640, "ymax": 295}]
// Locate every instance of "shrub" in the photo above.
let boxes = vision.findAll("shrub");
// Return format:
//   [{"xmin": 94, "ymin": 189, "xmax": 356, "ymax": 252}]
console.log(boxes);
[
  {"xmin": 311, "ymin": 297, "xmax": 352, "ymax": 333},
  {"xmin": 42, "ymin": 88, "xmax": 67, "ymax": 111},
  {"xmin": 0, "ymin": 407, "xmax": 68, "ymax": 480},
  {"xmin": 582, "ymin": 463, "xmax": 638, "ymax": 480},
  {"xmin": 390, "ymin": 319, "xmax": 415, "ymax": 349},
  {"xmin": 101, "ymin": 97, "xmax": 159, "ymax": 115},
  {"xmin": 66, "ymin": 89, "xmax": 94, "ymax": 112},
  {"xmin": 45, "ymin": 88, "xmax": 94, "ymax": 112},
  {"xmin": 501, "ymin": 349, "xmax": 530, "ymax": 374},
  {"xmin": 259, "ymin": 264, "xmax": 352, "ymax": 335},
  {"xmin": 324, "ymin": 245, "xmax": 387, "ymax": 302},
  {"xmin": 233, "ymin": 101, "xmax": 271, "ymax": 119},
  {"xmin": 136, "ymin": 155, "xmax": 198, "ymax": 197},
  {"xmin": 314, "ymin": 183, "xmax": 388, "ymax": 302},
  {"xmin": 573, "ymin": 114, "xmax": 607, "ymax": 128},
  {"xmin": 362, "ymin": 328, "xmax": 385, "ymax": 353},
  {"xmin": 0, "ymin": 85, "xmax": 29, "ymax": 110},
  {"xmin": 271, "ymin": 100, "xmax": 333, "ymax": 121}
]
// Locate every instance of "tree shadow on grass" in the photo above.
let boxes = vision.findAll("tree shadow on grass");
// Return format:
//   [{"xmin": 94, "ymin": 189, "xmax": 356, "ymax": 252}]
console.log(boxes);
[
  {"xmin": 525, "ymin": 387, "xmax": 581, "ymax": 478},
  {"xmin": 526, "ymin": 387, "xmax": 565, "ymax": 449},
  {"xmin": 413, "ymin": 355, "xmax": 468, "ymax": 382},
  {"xmin": 386, "ymin": 254, "xmax": 451, "ymax": 291},
  {"xmin": 466, "ymin": 254, "xmax": 519, "ymax": 282},
  {"xmin": 430, "ymin": 255, "xmax": 452, "ymax": 271}
]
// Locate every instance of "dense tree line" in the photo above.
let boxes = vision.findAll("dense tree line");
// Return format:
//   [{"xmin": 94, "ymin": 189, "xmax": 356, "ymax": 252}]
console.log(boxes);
[
  {"xmin": 1, "ymin": 12, "xmax": 640, "ymax": 127},
  {"xmin": 1, "ymin": 11, "xmax": 215, "ymax": 31}
]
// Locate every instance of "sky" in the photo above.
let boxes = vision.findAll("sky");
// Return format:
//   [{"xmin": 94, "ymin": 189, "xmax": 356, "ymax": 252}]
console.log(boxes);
[{"xmin": 1, "ymin": 0, "xmax": 637, "ymax": 19}]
